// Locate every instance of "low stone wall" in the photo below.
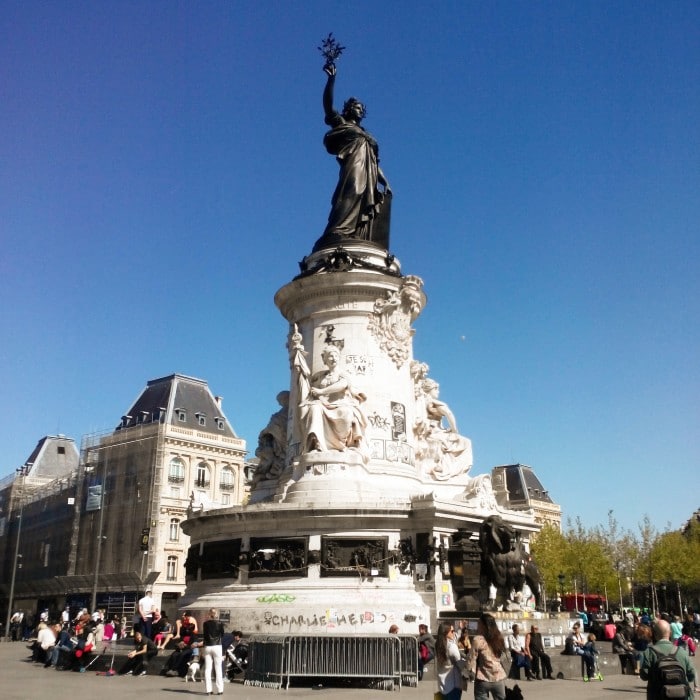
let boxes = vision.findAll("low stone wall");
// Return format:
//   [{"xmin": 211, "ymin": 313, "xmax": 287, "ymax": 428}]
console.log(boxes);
[{"xmin": 503, "ymin": 641, "xmax": 627, "ymax": 680}]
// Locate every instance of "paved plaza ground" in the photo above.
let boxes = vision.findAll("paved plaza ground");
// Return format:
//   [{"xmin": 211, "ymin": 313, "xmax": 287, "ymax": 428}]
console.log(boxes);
[{"xmin": 2, "ymin": 638, "xmax": 697, "ymax": 700}]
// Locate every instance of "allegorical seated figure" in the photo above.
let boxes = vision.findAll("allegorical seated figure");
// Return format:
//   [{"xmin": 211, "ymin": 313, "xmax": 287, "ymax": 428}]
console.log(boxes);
[
  {"xmin": 414, "ymin": 377, "xmax": 473, "ymax": 480},
  {"xmin": 252, "ymin": 391, "xmax": 289, "ymax": 485},
  {"xmin": 298, "ymin": 344, "xmax": 368, "ymax": 459}
]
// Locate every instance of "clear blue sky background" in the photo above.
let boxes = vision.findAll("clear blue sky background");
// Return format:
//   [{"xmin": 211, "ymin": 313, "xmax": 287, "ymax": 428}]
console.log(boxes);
[{"xmin": 1, "ymin": 1, "xmax": 698, "ymax": 534}]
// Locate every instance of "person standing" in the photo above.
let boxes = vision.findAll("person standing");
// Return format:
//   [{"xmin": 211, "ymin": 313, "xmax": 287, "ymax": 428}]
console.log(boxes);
[
  {"xmin": 435, "ymin": 622, "xmax": 466, "ymax": 699},
  {"xmin": 640, "ymin": 619, "xmax": 695, "ymax": 699},
  {"xmin": 417, "ymin": 623, "xmax": 436, "ymax": 681},
  {"xmin": 61, "ymin": 606, "xmax": 70, "ymax": 630},
  {"xmin": 469, "ymin": 613, "xmax": 507, "ymax": 700},
  {"xmin": 138, "ymin": 588, "xmax": 155, "ymax": 639},
  {"xmin": 201, "ymin": 608, "xmax": 225, "ymax": 696}
]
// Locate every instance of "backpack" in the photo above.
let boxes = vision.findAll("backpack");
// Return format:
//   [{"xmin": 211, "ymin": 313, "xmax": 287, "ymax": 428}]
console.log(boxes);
[
  {"xmin": 419, "ymin": 641, "xmax": 434, "ymax": 663},
  {"xmin": 650, "ymin": 646, "xmax": 689, "ymax": 699}
]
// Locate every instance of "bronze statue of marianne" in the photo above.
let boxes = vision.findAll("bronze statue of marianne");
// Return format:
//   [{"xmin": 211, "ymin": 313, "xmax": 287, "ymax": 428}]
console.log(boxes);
[{"xmin": 315, "ymin": 57, "xmax": 392, "ymax": 252}]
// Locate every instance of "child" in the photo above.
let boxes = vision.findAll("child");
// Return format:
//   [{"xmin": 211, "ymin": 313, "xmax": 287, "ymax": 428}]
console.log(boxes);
[{"xmin": 582, "ymin": 633, "xmax": 603, "ymax": 681}]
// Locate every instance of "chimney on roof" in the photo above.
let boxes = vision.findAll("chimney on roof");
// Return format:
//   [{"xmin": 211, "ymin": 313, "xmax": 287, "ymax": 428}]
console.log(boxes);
[{"xmin": 214, "ymin": 396, "xmax": 223, "ymax": 408}]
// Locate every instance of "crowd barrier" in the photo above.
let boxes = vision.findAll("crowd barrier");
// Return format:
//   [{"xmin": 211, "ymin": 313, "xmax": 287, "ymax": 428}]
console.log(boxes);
[
  {"xmin": 244, "ymin": 633, "xmax": 419, "ymax": 691},
  {"xmin": 244, "ymin": 636, "xmax": 287, "ymax": 689}
]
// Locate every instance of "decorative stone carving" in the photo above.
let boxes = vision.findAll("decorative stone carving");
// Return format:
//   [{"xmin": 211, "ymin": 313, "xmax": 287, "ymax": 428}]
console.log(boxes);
[
  {"xmin": 251, "ymin": 391, "xmax": 289, "ymax": 487},
  {"xmin": 411, "ymin": 361, "xmax": 473, "ymax": 481},
  {"xmin": 462, "ymin": 474, "xmax": 499, "ymax": 511},
  {"xmin": 367, "ymin": 276, "xmax": 424, "ymax": 368},
  {"xmin": 290, "ymin": 331, "xmax": 369, "ymax": 463}
]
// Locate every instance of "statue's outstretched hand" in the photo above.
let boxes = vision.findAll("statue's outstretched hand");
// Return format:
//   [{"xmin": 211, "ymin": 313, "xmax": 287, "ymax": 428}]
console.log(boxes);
[{"xmin": 323, "ymin": 64, "xmax": 336, "ymax": 78}]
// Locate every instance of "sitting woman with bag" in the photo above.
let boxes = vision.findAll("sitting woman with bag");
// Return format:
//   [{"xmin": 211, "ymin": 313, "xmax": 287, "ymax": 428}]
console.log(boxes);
[{"xmin": 435, "ymin": 622, "xmax": 467, "ymax": 700}]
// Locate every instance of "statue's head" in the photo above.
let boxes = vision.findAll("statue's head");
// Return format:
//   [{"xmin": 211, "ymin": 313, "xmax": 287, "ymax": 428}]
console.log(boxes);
[
  {"xmin": 321, "ymin": 345, "xmax": 341, "ymax": 367},
  {"xmin": 342, "ymin": 97, "xmax": 366, "ymax": 121},
  {"xmin": 422, "ymin": 378, "xmax": 439, "ymax": 396}
]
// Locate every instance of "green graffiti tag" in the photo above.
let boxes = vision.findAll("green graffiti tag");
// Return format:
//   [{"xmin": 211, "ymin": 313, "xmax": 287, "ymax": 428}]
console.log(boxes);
[{"xmin": 256, "ymin": 593, "xmax": 296, "ymax": 603}]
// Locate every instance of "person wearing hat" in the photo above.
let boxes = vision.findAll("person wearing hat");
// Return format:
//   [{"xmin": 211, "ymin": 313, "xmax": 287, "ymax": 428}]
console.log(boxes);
[{"xmin": 138, "ymin": 588, "xmax": 156, "ymax": 640}]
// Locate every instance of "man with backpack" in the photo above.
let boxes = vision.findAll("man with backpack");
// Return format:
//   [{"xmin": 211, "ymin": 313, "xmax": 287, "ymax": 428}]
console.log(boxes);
[
  {"xmin": 640, "ymin": 619, "xmax": 695, "ymax": 699},
  {"xmin": 417, "ymin": 623, "xmax": 436, "ymax": 680}
]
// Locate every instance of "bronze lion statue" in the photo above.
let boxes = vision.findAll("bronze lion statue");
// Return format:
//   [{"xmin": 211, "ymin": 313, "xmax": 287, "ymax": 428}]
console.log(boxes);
[{"xmin": 479, "ymin": 515, "xmax": 542, "ymax": 611}]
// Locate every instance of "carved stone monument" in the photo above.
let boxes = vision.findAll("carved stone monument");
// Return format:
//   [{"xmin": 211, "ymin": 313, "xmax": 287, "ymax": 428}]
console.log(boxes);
[{"xmin": 180, "ymin": 38, "xmax": 540, "ymax": 633}]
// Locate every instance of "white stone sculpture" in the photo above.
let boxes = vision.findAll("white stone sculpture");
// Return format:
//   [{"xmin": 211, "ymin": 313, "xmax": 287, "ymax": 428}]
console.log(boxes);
[
  {"xmin": 293, "ymin": 339, "xmax": 369, "ymax": 462},
  {"xmin": 412, "ymin": 362, "xmax": 473, "ymax": 480},
  {"xmin": 461, "ymin": 473, "xmax": 499, "ymax": 511},
  {"xmin": 367, "ymin": 275, "xmax": 424, "ymax": 368},
  {"xmin": 252, "ymin": 391, "xmax": 289, "ymax": 486}
]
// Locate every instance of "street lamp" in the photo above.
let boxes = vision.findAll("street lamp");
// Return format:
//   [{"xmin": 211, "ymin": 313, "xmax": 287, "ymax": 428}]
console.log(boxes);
[
  {"xmin": 558, "ymin": 572, "xmax": 565, "ymax": 602},
  {"xmin": 3, "ymin": 466, "xmax": 27, "ymax": 642}
]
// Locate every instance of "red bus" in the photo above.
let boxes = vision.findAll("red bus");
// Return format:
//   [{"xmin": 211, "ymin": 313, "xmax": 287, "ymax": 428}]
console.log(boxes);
[{"xmin": 561, "ymin": 593, "xmax": 606, "ymax": 613}]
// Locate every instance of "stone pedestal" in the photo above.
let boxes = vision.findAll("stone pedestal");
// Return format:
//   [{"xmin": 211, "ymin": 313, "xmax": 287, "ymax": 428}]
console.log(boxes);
[{"xmin": 180, "ymin": 238, "xmax": 539, "ymax": 633}]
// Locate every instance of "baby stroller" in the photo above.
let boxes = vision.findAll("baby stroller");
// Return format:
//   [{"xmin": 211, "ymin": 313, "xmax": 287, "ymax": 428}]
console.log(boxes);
[{"xmin": 225, "ymin": 640, "xmax": 248, "ymax": 680}]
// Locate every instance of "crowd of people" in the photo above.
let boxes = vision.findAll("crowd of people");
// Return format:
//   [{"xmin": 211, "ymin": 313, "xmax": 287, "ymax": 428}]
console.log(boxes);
[
  {"xmin": 423, "ymin": 607, "xmax": 699, "ymax": 700},
  {"xmin": 17, "ymin": 596, "xmax": 700, "ymax": 699},
  {"xmin": 25, "ymin": 605, "xmax": 126, "ymax": 671},
  {"xmin": 20, "ymin": 597, "xmax": 248, "ymax": 689}
]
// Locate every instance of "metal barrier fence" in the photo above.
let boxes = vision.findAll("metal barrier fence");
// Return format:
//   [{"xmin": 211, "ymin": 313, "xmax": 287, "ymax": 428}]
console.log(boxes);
[
  {"xmin": 244, "ymin": 636, "xmax": 287, "ymax": 689},
  {"xmin": 244, "ymin": 633, "xmax": 419, "ymax": 691},
  {"xmin": 397, "ymin": 634, "xmax": 419, "ymax": 687}
]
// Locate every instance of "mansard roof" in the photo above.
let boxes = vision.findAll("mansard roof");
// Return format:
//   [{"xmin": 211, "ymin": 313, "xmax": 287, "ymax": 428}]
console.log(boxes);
[
  {"xmin": 22, "ymin": 435, "xmax": 80, "ymax": 479},
  {"xmin": 117, "ymin": 373, "xmax": 238, "ymax": 438},
  {"xmin": 494, "ymin": 463, "xmax": 554, "ymax": 504}
]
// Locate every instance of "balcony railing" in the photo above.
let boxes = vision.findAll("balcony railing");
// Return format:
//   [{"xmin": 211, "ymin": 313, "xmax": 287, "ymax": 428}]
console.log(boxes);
[{"xmin": 168, "ymin": 474, "xmax": 185, "ymax": 483}]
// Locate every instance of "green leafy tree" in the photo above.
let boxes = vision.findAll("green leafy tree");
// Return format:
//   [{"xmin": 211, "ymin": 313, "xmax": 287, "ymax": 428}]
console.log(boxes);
[{"xmin": 530, "ymin": 522, "xmax": 569, "ymax": 595}]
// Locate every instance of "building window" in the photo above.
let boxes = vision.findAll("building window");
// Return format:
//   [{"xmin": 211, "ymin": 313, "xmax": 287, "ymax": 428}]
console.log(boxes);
[
  {"xmin": 168, "ymin": 458, "xmax": 185, "ymax": 483},
  {"xmin": 170, "ymin": 486, "xmax": 181, "ymax": 498},
  {"xmin": 196, "ymin": 412, "xmax": 206, "ymax": 427},
  {"xmin": 166, "ymin": 555, "xmax": 177, "ymax": 581},
  {"xmin": 215, "ymin": 418, "xmax": 224, "ymax": 431},
  {"xmin": 222, "ymin": 493, "xmax": 231, "ymax": 506},
  {"xmin": 169, "ymin": 518, "xmax": 180, "ymax": 541},
  {"xmin": 219, "ymin": 467, "xmax": 234, "ymax": 491},
  {"xmin": 176, "ymin": 409, "xmax": 186, "ymax": 422},
  {"xmin": 57, "ymin": 445, "xmax": 65, "ymax": 455},
  {"xmin": 195, "ymin": 462, "xmax": 210, "ymax": 488}
]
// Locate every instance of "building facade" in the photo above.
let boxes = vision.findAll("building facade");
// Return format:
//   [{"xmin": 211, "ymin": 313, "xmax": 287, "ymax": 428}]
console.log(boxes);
[{"xmin": 0, "ymin": 375, "xmax": 247, "ymax": 622}]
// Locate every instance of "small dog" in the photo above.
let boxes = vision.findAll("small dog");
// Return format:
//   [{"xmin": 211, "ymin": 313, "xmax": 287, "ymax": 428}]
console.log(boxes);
[
  {"xmin": 185, "ymin": 659, "xmax": 200, "ymax": 682},
  {"xmin": 505, "ymin": 684, "xmax": 524, "ymax": 700}
]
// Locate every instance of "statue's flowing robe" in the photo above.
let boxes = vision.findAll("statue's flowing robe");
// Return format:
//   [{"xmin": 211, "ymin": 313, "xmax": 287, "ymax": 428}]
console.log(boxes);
[
  {"xmin": 300, "ymin": 370, "xmax": 368, "ymax": 459},
  {"xmin": 323, "ymin": 112, "xmax": 381, "ymax": 238}
]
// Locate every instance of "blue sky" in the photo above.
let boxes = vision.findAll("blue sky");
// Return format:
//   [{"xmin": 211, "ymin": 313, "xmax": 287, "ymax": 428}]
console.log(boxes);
[{"xmin": 1, "ymin": 1, "xmax": 698, "ymax": 534}]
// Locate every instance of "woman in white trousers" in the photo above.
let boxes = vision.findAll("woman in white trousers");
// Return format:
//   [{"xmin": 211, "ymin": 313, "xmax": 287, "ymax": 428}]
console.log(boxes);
[{"xmin": 201, "ymin": 608, "xmax": 225, "ymax": 695}]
